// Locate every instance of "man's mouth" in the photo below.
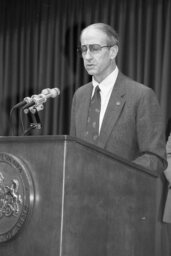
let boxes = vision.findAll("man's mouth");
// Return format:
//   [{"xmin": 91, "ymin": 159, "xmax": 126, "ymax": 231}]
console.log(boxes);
[{"xmin": 85, "ymin": 64, "xmax": 94, "ymax": 69}]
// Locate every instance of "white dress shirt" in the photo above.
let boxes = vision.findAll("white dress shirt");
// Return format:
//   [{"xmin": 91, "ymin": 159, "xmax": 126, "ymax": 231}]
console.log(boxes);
[{"xmin": 92, "ymin": 66, "xmax": 119, "ymax": 132}]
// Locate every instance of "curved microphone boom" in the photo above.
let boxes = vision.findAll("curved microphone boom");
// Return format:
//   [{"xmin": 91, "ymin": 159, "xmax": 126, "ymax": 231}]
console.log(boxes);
[
  {"xmin": 10, "ymin": 96, "xmax": 33, "ymax": 136},
  {"xmin": 12, "ymin": 97, "xmax": 32, "ymax": 110}
]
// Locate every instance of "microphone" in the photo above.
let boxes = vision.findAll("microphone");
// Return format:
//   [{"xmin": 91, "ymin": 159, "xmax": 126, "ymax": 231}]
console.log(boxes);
[
  {"xmin": 41, "ymin": 88, "xmax": 60, "ymax": 98},
  {"xmin": 23, "ymin": 88, "xmax": 60, "ymax": 110}
]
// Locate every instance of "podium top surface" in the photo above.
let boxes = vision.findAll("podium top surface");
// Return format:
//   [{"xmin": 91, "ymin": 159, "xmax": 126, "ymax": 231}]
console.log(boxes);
[{"xmin": 0, "ymin": 135, "xmax": 158, "ymax": 178}]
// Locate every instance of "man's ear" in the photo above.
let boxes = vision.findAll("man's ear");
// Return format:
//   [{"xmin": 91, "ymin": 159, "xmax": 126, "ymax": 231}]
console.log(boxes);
[{"xmin": 110, "ymin": 45, "xmax": 119, "ymax": 59}]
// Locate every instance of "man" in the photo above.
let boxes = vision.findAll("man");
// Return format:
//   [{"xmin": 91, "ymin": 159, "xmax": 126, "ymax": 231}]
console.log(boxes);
[
  {"xmin": 70, "ymin": 23, "xmax": 167, "ymax": 173},
  {"xmin": 163, "ymin": 130, "xmax": 171, "ymax": 223}
]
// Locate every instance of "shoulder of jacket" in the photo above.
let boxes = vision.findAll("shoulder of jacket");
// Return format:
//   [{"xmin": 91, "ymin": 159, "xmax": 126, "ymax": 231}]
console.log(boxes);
[
  {"xmin": 119, "ymin": 73, "xmax": 154, "ymax": 95},
  {"xmin": 75, "ymin": 82, "xmax": 92, "ymax": 95}
]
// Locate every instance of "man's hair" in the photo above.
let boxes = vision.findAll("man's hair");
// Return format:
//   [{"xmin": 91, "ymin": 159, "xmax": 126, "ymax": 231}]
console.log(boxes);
[{"xmin": 81, "ymin": 23, "xmax": 119, "ymax": 46}]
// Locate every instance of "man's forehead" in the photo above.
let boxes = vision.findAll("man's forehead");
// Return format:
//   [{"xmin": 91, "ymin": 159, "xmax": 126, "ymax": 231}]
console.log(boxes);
[{"xmin": 81, "ymin": 28, "xmax": 107, "ymax": 43}]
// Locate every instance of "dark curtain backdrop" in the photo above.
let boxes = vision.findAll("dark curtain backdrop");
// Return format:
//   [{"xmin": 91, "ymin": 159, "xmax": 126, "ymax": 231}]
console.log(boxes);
[{"xmin": 0, "ymin": 0, "xmax": 170, "ymax": 136}]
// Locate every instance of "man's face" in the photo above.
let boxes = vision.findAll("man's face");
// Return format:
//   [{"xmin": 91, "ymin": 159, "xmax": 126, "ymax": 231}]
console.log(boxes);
[{"xmin": 80, "ymin": 27, "xmax": 116, "ymax": 82}]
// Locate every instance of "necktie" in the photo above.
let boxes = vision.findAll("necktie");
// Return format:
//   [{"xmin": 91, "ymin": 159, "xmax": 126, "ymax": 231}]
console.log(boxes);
[{"xmin": 85, "ymin": 86, "xmax": 101, "ymax": 144}]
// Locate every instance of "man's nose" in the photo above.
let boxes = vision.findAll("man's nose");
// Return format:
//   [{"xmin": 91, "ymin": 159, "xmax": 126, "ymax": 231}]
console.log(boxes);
[{"xmin": 84, "ymin": 48, "xmax": 93, "ymax": 59}]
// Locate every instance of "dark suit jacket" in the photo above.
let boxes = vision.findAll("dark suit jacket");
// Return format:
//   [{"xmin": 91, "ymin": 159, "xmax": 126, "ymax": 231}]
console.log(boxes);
[{"xmin": 70, "ymin": 72, "xmax": 167, "ymax": 173}]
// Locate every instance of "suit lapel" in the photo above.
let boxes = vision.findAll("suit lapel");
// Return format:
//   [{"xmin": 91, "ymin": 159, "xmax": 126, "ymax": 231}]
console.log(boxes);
[{"xmin": 98, "ymin": 72, "xmax": 126, "ymax": 148}]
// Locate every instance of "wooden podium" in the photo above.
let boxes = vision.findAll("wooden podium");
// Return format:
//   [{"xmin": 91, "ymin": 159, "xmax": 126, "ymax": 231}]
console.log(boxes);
[{"xmin": 0, "ymin": 136, "xmax": 164, "ymax": 256}]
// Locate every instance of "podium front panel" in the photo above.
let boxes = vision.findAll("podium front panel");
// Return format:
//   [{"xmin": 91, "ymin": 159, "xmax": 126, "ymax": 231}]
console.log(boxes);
[
  {"xmin": 0, "ymin": 137, "xmax": 64, "ymax": 256},
  {"xmin": 62, "ymin": 140, "xmax": 157, "ymax": 256}
]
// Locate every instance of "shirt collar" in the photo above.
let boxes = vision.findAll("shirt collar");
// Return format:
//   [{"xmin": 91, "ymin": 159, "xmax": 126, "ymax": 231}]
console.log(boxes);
[{"xmin": 92, "ymin": 66, "xmax": 119, "ymax": 93}]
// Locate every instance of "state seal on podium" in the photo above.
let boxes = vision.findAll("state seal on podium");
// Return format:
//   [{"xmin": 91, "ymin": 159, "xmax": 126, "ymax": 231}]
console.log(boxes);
[{"xmin": 0, "ymin": 153, "xmax": 34, "ymax": 242}]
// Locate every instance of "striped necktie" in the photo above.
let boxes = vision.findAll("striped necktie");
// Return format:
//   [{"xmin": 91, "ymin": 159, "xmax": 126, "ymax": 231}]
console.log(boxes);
[{"xmin": 85, "ymin": 86, "xmax": 101, "ymax": 144}]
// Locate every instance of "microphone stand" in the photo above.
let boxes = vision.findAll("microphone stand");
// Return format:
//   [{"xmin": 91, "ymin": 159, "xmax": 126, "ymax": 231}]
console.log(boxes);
[{"xmin": 23, "ymin": 107, "xmax": 42, "ymax": 136}]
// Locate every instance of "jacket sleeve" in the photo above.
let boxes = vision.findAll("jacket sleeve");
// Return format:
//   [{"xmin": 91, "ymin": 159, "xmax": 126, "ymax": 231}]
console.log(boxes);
[
  {"xmin": 132, "ymin": 88, "xmax": 167, "ymax": 174},
  {"xmin": 164, "ymin": 134, "xmax": 171, "ymax": 184}
]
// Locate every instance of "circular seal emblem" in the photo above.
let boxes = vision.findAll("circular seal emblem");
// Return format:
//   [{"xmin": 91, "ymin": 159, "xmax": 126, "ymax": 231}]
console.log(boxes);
[{"xmin": 0, "ymin": 152, "xmax": 34, "ymax": 242}]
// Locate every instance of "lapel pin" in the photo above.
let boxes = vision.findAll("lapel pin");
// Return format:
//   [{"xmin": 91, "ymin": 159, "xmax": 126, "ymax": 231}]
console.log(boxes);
[{"xmin": 116, "ymin": 101, "xmax": 121, "ymax": 106}]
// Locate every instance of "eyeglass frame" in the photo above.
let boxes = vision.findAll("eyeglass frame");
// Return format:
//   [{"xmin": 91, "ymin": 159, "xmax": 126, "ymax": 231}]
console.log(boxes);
[{"xmin": 77, "ymin": 44, "xmax": 115, "ymax": 57}]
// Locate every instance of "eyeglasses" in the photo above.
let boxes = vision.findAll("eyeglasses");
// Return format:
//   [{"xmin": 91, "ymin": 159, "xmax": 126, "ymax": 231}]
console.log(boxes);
[{"xmin": 77, "ymin": 44, "xmax": 115, "ymax": 57}]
